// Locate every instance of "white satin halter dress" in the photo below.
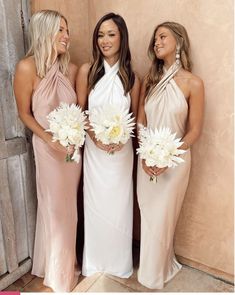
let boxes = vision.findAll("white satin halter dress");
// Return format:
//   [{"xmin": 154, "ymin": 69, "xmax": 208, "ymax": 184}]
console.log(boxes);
[{"xmin": 82, "ymin": 60, "xmax": 133, "ymax": 278}]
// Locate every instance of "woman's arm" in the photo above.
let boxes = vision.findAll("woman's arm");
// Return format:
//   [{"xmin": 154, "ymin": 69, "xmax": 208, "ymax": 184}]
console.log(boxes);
[
  {"xmin": 130, "ymin": 74, "xmax": 140, "ymax": 121},
  {"xmin": 14, "ymin": 58, "xmax": 67, "ymax": 154},
  {"xmin": 136, "ymin": 77, "xmax": 156, "ymax": 177},
  {"xmin": 76, "ymin": 63, "xmax": 111, "ymax": 152},
  {"xmin": 181, "ymin": 75, "xmax": 205, "ymax": 150},
  {"xmin": 68, "ymin": 62, "xmax": 78, "ymax": 90},
  {"xmin": 76, "ymin": 63, "xmax": 90, "ymax": 111},
  {"xmin": 137, "ymin": 77, "xmax": 148, "ymax": 132}
]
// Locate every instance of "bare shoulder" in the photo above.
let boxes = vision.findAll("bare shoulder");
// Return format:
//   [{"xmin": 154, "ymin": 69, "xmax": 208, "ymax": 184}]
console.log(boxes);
[
  {"xmin": 68, "ymin": 62, "xmax": 78, "ymax": 76},
  {"xmin": 189, "ymin": 73, "xmax": 204, "ymax": 91},
  {"xmin": 140, "ymin": 74, "xmax": 149, "ymax": 91},
  {"xmin": 78, "ymin": 62, "xmax": 92, "ymax": 77},
  {"xmin": 15, "ymin": 56, "xmax": 36, "ymax": 76},
  {"xmin": 181, "ymin": 69, "xmax": 204, "ymax": 89}
]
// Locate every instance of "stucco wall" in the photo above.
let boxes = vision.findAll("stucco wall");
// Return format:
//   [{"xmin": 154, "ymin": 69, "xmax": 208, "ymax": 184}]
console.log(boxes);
[{"xmin": 31, "ymin": 0, "xmax": 234, "ymax": 281}]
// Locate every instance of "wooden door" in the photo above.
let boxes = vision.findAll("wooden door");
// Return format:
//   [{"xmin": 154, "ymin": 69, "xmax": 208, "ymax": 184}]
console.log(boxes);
[{"xmin": 0, "ymin": 0, "xmax": 37, "ymax": 290}]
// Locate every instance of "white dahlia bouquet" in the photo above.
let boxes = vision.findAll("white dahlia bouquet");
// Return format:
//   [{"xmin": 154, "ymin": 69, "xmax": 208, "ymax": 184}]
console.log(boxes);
[
  {"xmin": 137, "ymin": 126, "xmax": 186, "ymax": 182},
  {"xmin": 46, "ymin": 102, "xmax": 87, "ymax": 163},
  {"xmin": 88, "ymin": 104, "xmax": 135, "ymax": 146}
]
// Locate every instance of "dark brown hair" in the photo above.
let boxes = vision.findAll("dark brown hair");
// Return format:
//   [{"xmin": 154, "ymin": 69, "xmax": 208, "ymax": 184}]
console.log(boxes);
[{"xmin": 88, "ymin": 12, "xmax": 135, "ymax": 95}]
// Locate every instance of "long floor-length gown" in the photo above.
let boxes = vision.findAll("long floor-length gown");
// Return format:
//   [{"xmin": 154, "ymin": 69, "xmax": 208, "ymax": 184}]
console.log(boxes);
[
  {"xmin": 31, "ymin": 61, "xmax": 81, "ymax": 292},
  {"xmin": 82, "ymin": 60, "xmax": 133, "ymax": 278},
  {"xmin": 137, "ymin": 62, "xmax": 191, "ymax": 289}
]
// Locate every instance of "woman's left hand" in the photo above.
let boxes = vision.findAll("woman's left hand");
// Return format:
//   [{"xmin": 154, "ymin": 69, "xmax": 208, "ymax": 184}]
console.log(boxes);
[
  {"xmin": 67, "ymin": 145, "xmax": 75, "ymax": 155},
  {"xmin": 153, "ymin": 166, "xmax": 168, "ymax": 176},
  {"xmin": 107, "ymin": 143, "xmax": 124, "ymax": 154}
]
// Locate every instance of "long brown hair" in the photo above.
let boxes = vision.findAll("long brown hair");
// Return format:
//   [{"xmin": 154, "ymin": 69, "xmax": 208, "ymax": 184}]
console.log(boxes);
[
  {"xmin": 88, "ymin": 12, "xmax": 135, "ymax": 95},
  {"xmin": 146, "ymin": 21, "xmax": 192, "ymax": 97}
]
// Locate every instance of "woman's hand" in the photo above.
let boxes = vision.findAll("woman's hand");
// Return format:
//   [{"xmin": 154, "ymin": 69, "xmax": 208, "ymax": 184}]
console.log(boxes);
[
  {"xmin": 90, "ymin": 133, "xmax": 124, "ymax": 154},
  {"xmin": 142, "ymin": 159, "xmax": 168, "ymax": 177},
  {"xmin": 107, "ymin": 143, "xmax": 124, "ymax": 154},
  {"xmin": 47, "ymin": 140, "xmax": 68, "ymax": 154},
  {"xmin": 94, "ymin": 140, "xmax": 124, "ymax": 154},
  {"xmin": 153, "ymin": 166, "xmax": 168, "ymax": 176},
  {"xmin": 142, "ymin": 159, "xmax": 155, "ymax": 177}
]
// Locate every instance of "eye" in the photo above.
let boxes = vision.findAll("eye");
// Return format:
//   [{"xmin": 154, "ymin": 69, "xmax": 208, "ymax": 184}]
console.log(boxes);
[
  {"xmin": 161, "ymin": 35, "xmax": 166, "ymax": 39},
  {"xmin": 109, "ymin": 33, "xmax": 116, "ymax": 37},
  {"xmin": 98, "ymin": 34, "xmax": 103, "ymax": 38}
]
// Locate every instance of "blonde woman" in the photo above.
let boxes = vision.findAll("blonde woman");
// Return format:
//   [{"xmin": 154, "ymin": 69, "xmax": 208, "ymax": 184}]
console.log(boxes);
[
  {"xmin": 137, "ymin": 22, "xmax": 204, "ymax": 289},
  {"xmin": 14, "ymin": 10, "xmax": 81, "ymax": 292}
]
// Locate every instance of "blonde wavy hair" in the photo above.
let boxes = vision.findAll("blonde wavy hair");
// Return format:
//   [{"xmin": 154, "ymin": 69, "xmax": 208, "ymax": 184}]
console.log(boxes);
[
  {"xmin": 26, "ymin": 10, "xmax": 70, "ymax": 78},
  {"xmin": 146, "ymin": 21, "xmax": 192, "ymax": 97}
]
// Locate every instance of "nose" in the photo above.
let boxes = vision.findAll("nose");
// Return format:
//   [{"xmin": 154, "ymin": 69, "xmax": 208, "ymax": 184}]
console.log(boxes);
[
  {"xmin": 102, "ymin": 34, "xmax": 109, "ymax": 44},
  {"xmin": 154, "ymin": 38, "xmax": 160, "ymax": 47},
  {"xmin": 63, "ymin": 31, "xmax": 69, "ymax": 40}
]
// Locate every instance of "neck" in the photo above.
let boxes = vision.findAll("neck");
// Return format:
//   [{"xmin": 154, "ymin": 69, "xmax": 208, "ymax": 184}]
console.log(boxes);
[
  {"xmin": 104, "ymin": 55, "xmax": 119, "ymax": 67},
  {"xmin": 51, "ymin": 49, "xmax": 60, "ymax": 63},
  {"xmin": 163, "ymin": 56, "xmax": 176, "ymax": 70}
]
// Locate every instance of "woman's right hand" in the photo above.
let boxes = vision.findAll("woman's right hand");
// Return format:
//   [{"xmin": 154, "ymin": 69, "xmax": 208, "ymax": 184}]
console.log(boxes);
[
  {"xmin": 45, "ymin": 133, "xmax": 69, "ymax": 154},
  {"xmin": 142, "ymin": 159, "xmax": 156, "ymax": 177},
  {"xmin": 47, "ymin": 140, "xmax": 68, "ymax": 154},
  {"xmin": 94, "ymin": 138, "xmax": 111, "ymax": 152}
]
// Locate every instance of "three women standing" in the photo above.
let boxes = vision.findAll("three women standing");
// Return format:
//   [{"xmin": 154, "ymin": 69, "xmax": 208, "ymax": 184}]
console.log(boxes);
[
  {"xmin": 14, "ymin": 8, "xmax": 204, "ymax": 291},
  {"xmin": 77, "ymin": 13, "xmax": 140, "ymax": 277},
  {"xmin": 137, "ymin": 22, "xmax": 204, "ymax": 289},
  {"xmin": 14, "ymin": 10, "xmax": 81, "ymax": 292}
]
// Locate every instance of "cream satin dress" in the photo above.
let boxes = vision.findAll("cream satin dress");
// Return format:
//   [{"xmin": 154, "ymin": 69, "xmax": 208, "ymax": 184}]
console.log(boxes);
[
  {"xmin": 137, "ymin": 63, "xmax": 191, "ymax": 289},
  {"xmin": 31, "ymin": 61, "xmax": 81, "ymax": 292},
  {"xmin": 82, "ymin": 60, "xmax": 133, "ymax": 278}
]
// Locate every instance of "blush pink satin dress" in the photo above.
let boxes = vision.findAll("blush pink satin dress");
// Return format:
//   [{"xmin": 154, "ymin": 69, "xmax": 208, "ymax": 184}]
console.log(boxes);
[
  {"xmin": 137, "ymin": 63, "xmax": 191, "ymax": 289},
  {"xmin": 31, "ymin": 61, "xmax": 81, "ymax": 292}
]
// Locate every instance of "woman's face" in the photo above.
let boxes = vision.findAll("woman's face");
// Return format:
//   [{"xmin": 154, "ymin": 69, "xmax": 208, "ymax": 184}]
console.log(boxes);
[
  {"xmin": 153, "ymin": 26, "xmax": 177, "ymax": 60},
  {"xmin": 97, "ymin": 19, "xmax": 121, "ymax": 62},
  {"xmin": 54, "ymin": 18, "xmax": 69, "ymax": 55}
]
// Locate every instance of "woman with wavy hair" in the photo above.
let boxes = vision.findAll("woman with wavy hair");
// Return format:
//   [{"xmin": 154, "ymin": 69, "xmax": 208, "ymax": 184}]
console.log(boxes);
[
  {"xmin": 137, "ymin": 22, "xmax": 204, "ymax": 289},
  {"xmin": 14, "ymin": 10, "xmax": 81, "ymax": 292},
  {"xmin": 77, "ymin": 12, "xmax": 140, "ymax": 277}
]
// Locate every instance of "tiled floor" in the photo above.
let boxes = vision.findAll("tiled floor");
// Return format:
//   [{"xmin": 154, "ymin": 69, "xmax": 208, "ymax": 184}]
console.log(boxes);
[{"xmin": 4, "ymin": 248, "xmax": 234, "ymax": 292}]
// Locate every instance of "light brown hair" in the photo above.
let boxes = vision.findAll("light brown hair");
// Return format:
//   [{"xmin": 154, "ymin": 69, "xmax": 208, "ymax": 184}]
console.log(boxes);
[{"xmin": 146, "ymin": 21, "xmax": 192, "ymax": 97}]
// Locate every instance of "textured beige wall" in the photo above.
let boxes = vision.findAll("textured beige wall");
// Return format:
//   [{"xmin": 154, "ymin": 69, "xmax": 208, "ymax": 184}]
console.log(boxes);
[{"xmin": 31, "ymin": 0, "xmax": 234, "ymax": 281}]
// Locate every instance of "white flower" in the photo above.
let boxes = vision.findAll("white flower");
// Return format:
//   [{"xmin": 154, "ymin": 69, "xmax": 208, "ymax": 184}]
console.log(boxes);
[
  {"xmin": 46, "ymin": 102, "xmax": 87, "ymax": 163},
  {"xmin": 71, "ymin": 149, "xmax": 81, "ymax": 163},
  {"xmin": 137, "ymin": 126, "xmax": 186, "ymax": 171},
  {"xmin": 88, "ymin": 104, "xmax": 135, "ymax": 145}
]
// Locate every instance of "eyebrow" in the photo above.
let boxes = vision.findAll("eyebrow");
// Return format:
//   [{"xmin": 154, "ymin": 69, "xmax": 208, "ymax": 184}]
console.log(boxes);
[{"xmin": 98, "ymin": 29, "xmax": 117, "ymax": 33}]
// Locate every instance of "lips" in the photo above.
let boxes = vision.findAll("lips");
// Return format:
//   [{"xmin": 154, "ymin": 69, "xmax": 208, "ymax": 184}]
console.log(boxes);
[
  {"xmin": 60, "ymin": 41, "xmax": 67, "ymax": 47},
  {"xmin": 102, "ymin": 46, "xmax": 111, "ymax": 51}
]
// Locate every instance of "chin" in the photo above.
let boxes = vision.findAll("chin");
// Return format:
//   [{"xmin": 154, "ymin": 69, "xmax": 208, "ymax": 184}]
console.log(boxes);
[{"xmin": 58, "ymin": 49, "xmax": 67, "ymax": 55}]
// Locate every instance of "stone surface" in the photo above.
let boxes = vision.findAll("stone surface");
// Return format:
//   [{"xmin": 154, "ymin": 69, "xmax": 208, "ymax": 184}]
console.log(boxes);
[
  {"xmin": 86, "ymin": 274, "xmax": 135, "ymax": 292},
  {"xmin": 72, "ymin": 273, "xmax": 102, "ymax": 292},
  {"xmin": 5, "ymin": 265, "xmax": 234, "ymax": 292}
]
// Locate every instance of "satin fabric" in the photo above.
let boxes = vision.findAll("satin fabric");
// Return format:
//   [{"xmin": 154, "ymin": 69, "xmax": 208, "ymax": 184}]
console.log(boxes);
[
  {"xmin": 82, "ymin": 60, "xmax": 133, "ymax": 278},
  {"xmin": 137, "ymin": 63, "xmax": 191, "ymax": 289},
  {"xmin": 31, "ymin": 61, "xmax": 81, "ymax": 292}
]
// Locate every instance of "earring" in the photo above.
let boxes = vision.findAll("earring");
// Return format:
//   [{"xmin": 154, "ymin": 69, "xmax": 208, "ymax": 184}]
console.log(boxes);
[{"xmin": 176, "ymin": 46, "xmax": 180, "ymax": 65}]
